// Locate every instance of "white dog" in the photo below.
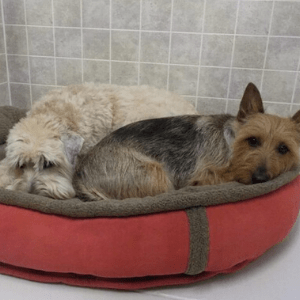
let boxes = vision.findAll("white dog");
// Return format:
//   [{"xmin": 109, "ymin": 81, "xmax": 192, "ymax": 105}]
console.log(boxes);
[{"xmin": 0, "ymin": 83, "xmax": 197, "ymax": 199}]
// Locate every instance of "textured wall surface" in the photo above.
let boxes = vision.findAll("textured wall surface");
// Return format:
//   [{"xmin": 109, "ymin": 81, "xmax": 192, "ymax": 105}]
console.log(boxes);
[
  {"xmin": 0, "ymin": 0, "xmax": 300, "ymax": 116},
  {"xmin": 0, "ymin": 0, "xmax": 9, "ymax": 105}
]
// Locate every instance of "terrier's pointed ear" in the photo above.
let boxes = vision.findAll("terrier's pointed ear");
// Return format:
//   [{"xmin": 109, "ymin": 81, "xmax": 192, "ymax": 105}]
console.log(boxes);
[
  {"xmin": 292, "ymin": 110, "xmax": 300, "ymax": 125},
  {"xmin": 237, "ymin": 83, "xmax": 264, "ymax": 122}
]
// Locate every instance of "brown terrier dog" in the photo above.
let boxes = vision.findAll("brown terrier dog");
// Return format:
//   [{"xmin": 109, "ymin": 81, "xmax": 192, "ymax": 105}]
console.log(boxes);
[{"xmin": 73, "ymin": 83, "xmax": 300, "ymax": 201}]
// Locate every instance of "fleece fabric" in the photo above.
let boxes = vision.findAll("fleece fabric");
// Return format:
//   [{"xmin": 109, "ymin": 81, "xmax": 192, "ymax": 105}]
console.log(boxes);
[
  {"xmin": 0, "ymin": 106, "xmax": 26, "ymax": 145},
  {"xmin": 0, "ymin": 169, "xmax": 297, "ymax": 217}
]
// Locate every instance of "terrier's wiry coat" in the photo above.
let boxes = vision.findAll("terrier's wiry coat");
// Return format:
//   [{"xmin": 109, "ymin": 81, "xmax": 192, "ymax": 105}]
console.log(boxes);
[
  {"xmin": 73, "ymin": 83, "xmax": 300, "ymax": 201},
  {"xmin": 0, "ymin": 83, "xmax": 197, "ymax": 199}
]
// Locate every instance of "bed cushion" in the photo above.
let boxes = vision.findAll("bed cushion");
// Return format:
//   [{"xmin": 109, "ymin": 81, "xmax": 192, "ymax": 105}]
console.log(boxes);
[{"xmin": 0, "ymin": 105, "xmax": 299, "ymax": 290}]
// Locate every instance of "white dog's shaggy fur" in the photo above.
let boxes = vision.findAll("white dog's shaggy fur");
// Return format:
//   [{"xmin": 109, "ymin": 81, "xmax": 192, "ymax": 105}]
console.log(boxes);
[{"xmin": 0, "ymin": 83, "xmax": 197, "ymax": 199}]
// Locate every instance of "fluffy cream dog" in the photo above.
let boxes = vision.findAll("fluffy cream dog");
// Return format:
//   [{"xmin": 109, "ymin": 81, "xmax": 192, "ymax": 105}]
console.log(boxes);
[{"xmin": 0, "ymin": 83, "xmax": 197, "ymax": 199}]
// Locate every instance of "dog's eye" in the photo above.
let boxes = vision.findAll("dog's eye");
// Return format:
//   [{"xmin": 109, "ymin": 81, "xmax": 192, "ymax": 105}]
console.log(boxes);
[
  {"xmin": 246, "ymin": 137, "xmax": 260, "ymax": 148},
  {"xmin": 277, "ymin": 143, "xmax": 289, "ymax": 155},
  {"xmin": 43, "ymin": 161, "xmax": 55, "ymax": 169}
]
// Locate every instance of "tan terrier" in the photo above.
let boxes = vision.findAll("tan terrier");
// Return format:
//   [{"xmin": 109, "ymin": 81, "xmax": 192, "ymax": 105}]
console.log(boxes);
[
  {"xmin": 0, "ymin": 83, "xmax": 197, "ymax": 199},
  {"xmin": 73, "ymin": 83, "xmax": 300, "ymax": 201}
]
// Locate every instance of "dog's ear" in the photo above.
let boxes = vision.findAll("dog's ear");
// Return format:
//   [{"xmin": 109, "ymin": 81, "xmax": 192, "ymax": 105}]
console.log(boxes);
[
  {"xmin": 291, "ymin": 110, "xmax": 300, "ymax": 133},
  {"xmin": 62, "ymin": 134, "xmax": 84, "ymax": 169},
  {"xmin": 237, "ymin": 83, "xmax": 264, "ymax": 122},
  {"xmin": 292, "ymin": 110, "xmax": 300, "ymax": 124}
]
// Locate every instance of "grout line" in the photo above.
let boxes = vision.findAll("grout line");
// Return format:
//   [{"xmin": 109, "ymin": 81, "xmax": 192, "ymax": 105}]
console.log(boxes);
[
  {"xmin": 4, "ymin": 23, "xmax": 300, "ymax": 39},
  {"xmin": 290, "ymin": 55, "xmax": 300, "ymax": 112},
  {"xmin": 10, "ymin": 82, "xmax": 62, "ymax": 87},
  {"xmin": 137, "ymin": 0, "xmax": 142, "ymax": 85},
  {"xmin": 197, "ymin": 95, "xmax": 294, "ymax": 106},
  {"xmin": 4, "ymin": 53, "xmax": 300, "ymax": 73},
  {"xmin": 198, "ymin": 96, "xmax": 233, "ymax": 101},
  {"xmin": 183, "ymin": 95, "xmax": 197, "ymax": 98},
  {"xmin": 23, "ymin": 0, "xmax": 32, "ymax": 106},
  {"xmin": 51, "ymin": 0, "xmax": 57, "ymax": 85},
  {"xmin": 166, "ymin": 0, "xmax": 174, "ymax": 91},
  {"xmin": 109, "ymin": 0, "xmax": 112, "ymax": 84},
  {"xmin": 195, "ymin": 0, "xmax": 207, "ymax": 111},
  {"xmin": 80, "ymin": 0, "xmax": 84, "ymax": 83},
  {"xmin": 225, "ymin": 0, "xmax": 240, "ymax": 113},
  {"xmin": 260, "ymin": 0, "xmax": 275, "ymax": 92},
  {"xmin": 8, "ymin": 81, "xmax": 297, "ymax": 107},
  {"xmin": 0, "ymin": 0, "xmax": 11, "ymax": 105}
]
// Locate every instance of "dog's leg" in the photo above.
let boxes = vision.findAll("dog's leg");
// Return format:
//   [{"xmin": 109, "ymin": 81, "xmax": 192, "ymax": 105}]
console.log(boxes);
[
  {"xmin": 130, "ymin": 159, "xmax": 174, "ymax": 199},
  {"xmin": 73, "ymin": 147, "xmax": 174, "ymax": 201},
  {"xmin": 189, "ymin": 164, "xmax": 235, "ymax": 186}
]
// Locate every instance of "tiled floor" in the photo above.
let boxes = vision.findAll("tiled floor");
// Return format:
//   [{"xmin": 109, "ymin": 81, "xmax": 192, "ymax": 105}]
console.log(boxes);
[{"xmin": 1, "ymin": 217, "xmax": 299, "ymax": 300}]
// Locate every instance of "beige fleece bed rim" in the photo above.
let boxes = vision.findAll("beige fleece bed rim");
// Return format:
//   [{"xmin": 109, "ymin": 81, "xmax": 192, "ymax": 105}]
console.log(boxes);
[{"xmin": 0, "ymin": 169, "xmax": 298, "ymax": 218}]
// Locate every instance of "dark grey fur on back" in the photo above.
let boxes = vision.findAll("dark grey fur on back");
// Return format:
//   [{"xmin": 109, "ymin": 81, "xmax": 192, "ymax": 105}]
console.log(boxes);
[
  {"xmin": 101, "ymin": 114, "xmax": 234, "ymax": 188},
  {"xmin": 75, "ymin": 114, "xmax": 235, "ymax": 193}
]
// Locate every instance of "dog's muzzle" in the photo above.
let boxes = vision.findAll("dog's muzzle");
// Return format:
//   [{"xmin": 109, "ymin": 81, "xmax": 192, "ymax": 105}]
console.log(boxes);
[{"xmin": 251, "ymin": 166, "xmax": 270, "ymax": 184}]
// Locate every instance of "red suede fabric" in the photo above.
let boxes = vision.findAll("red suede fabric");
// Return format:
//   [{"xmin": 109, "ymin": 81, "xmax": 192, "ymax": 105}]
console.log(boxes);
[
  {"xmin": 0, "ymin": 207, "xmax": 190, "ymax": 278},
  {"xmin": 205, "ymin": 176, "xmax": 300, "ymax": 272},
  {"xmin": 0, "ymin": 177, "xmax": 299, "ymax": 290},
  {"xmin": 0, "ymin": 259, "xmax": 252, "ymax": 290}
]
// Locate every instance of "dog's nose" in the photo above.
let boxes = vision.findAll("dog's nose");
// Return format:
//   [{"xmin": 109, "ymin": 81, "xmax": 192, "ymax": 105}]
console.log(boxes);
[{"xmin": 251, "ymin": 166, "xmax": 270, "ymax": 184}]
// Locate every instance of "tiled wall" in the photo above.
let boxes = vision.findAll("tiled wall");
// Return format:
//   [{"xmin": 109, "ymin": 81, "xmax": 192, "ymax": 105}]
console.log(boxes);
[
  {"xmin": 0, "ymin": 0, "xmax": 300, "ymax": 116},
  {"xmin": 0, "ymin": 0, "xmax": 9, "ymax": 105}
]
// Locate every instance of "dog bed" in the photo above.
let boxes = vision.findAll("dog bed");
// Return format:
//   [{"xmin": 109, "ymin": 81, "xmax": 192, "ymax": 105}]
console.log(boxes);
[{"xmin": 0, "ymin": 107, "xmax": 299, "ymax": 290}]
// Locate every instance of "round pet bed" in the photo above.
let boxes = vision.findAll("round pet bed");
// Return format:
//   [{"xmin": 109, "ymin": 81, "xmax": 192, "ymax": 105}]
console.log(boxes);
[
  {"xmin": 0, "ymin": 108, "xmax": 299, "ymax": 290},
  {"xmin": 0, "ymin": 167, "xmax": 299, "ymax": 290}
]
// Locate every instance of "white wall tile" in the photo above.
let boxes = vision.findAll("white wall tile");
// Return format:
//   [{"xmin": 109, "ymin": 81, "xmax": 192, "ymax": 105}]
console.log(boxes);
[{"xmin": 0, "ymin": 0, "xmax": 298, "ymax": 117}]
